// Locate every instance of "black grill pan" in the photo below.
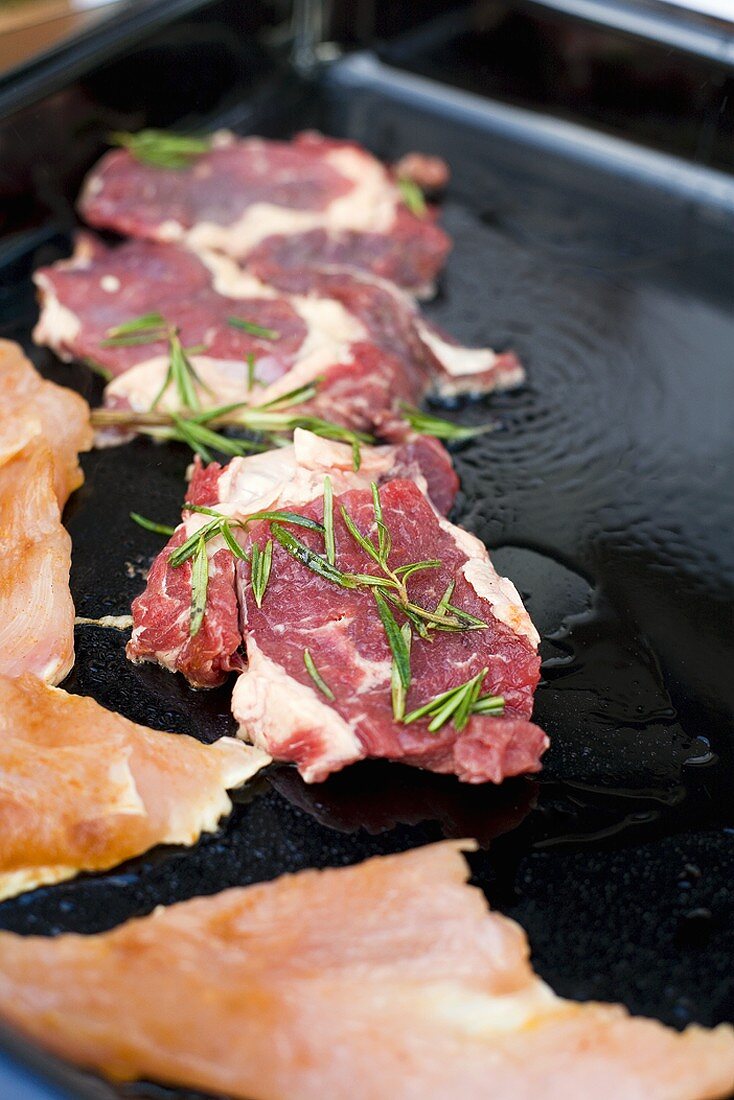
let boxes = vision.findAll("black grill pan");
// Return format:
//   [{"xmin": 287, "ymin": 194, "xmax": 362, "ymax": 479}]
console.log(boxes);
[{"xmin": 0, "ymin": 16, "xmax": 733, "ymax": 1100}]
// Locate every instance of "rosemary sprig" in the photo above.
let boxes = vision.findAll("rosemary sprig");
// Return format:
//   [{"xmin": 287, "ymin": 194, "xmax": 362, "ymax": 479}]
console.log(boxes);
[
  {"xmin": 100, "ymin": 313, "xmax": 168, "ymax": 347},
  {"xmin": 228, "ymin": 316, "xmax": 280, "ymax": 341},
  {"xmin": 129, "ymin": 512, "xmax": 176, "ymax": 536},
  {"xmin": 399, "ymin": 402, "xmax": 495, "ymax": 442},
  {"xmin": 101, "ymin": 313, "xmax": 210, "ymax": 414},
  {"xmin": 303, "ymin": 648, "xmax": 334, "ymax": 700},
  {"xmin": 109, "ymin": 130, "xmax": 211, "ymax": 169},
  {"xmin": 270, "ymin": 523, "xmax": 357, "ymax": 589},
  {"xmin": 189, "ymin": 535, "xmax": 209, "ymax": 636},
  {"xmin": 403, "ymin": 669, "xmax": 504, "ymax": 732},
  {"xmin": 254, "ymin": 379, "xmax": 322, "ymax": 410},
  {"xmin": 394, "ymin": 559, "xmax": 441, "ymax": 582},
  {"xmin": 391, "ymin": 622, "xmax": 412, "ymax": 720},
  {"xmin": 170, "ymin": 507, "xmax": 323, "ymax": 569},
  {"xmin": 340, "ymin": 506, "xmax": 383, "ymax": 568},
  {"xmin": 250, "ymin": 540, "xmax": 273, "ymax": 608},
  {"xmin": 470, "ymin": 694, "xmax": 506, "ymax": 716},
  {"xmin": 219, "ymin": 521, "xmax": 249, "ymax": 560},
  {"xmin": 397, "ymin": 177, "xmax": 427, "ymax": 218},
  {"xmin": 373, "ymin": 590, "xmax": 411, "ymax": 718},
  {"xmin": 338, "ymin": 484, "xmax": 485, "ymax": 635},
  {"xmin": 434, "ymin": 579, "xmax": 455, "ymax": 618},
  {"xmin": 323, "ymin": 476, "xmax": 335, "ymax": 566},
  {"xmin": 93, "ymin": 402, "xmax": 369, "ymax": 470},
  {"xmin": 246, "ymin": 353, "xmax": 257, "ymax": 393},
  {"xmin": 170, "ymin": 412, "xmax": 268, "ymax": 463},
  {"xmin": 372, "ymin": 483, "xmax": 391, "ymax": 562},
  {"xmin": 151, "ymin": 330, "xmax": 210, "ymax": 413}
]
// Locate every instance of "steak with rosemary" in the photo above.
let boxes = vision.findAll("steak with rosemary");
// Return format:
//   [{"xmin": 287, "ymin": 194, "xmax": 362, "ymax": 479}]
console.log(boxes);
[
  {"xmin": 232, "ymin": 477, "xmax": 545, "ymax": 783},
  {"xmin": 34, "ymin": 236, "xmax": 523, "ymax": 434},
  {"xmin": 77, "ymin": 131, "xmax": 451, "ymax": 296},
  {"xmin": 127, "ymin": 431, "xmax": 459, "ymax": 688}
]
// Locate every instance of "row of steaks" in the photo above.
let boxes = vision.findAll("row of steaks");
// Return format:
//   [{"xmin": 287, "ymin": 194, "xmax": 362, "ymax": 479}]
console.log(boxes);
[
  {"xmin": 32, "ymin": 129, "xmax": 547, "ymax": 787},
  {"xmin": 2, "ymin": 130, "xmax": 733, "ymax": 1099}
]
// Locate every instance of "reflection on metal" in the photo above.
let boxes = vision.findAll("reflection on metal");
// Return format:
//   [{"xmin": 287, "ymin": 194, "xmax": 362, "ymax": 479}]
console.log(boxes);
[
  {"xmin": 328, "ymin": 52, "xmax": 734, "ymax": 211},
  {"xmin": 292, "ymin": 0, "xmax": 334, "ymax": 71},
  {"xmin": 522, "ymin": 0, "xmax": 734, "ymax": 65}
]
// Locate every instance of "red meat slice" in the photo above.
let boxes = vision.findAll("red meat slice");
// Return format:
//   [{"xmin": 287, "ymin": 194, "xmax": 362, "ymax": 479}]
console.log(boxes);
[
  {"xmin": 78, "ymin": 131, "xmax": 451, "ymax": 296},
  {"xmin": 245, "ymin": 209, "xmax": 450, "ymax": 301},
  {"xmin": 128, "ymin": 431, "xmax": 458, "ymax": 688},
  {"xmin": 34, "ymin": 237, "xmax": 523, "ymax": 431},
  {"xmin": 33, "ymin": 235, "xmax": 307, "ymax": 382},
  {"xmin": 232, "ymin": 478, "xmax": 545, "ymax": 784},
  {"xmin": 128, "ymin": 494, "xmax": 244, "ymax": 691}
]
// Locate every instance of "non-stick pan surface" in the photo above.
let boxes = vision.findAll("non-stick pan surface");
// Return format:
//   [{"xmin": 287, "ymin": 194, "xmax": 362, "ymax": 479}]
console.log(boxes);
[{"xmin": 0, "ymin": 52, "xmax": 733, "ymax": 1100}]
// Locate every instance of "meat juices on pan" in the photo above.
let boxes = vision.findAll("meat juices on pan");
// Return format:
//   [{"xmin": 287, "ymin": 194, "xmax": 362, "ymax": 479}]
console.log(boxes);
[
  {"xmin": 127, "ymin": 430, "xmax": 459, "ymax": 688},
  {"xmin": 78, "ymin": 130, "xmax": 451, "ymax": 296},
  {"xmin": 33, "ymin": 236, "xmax": 523, "ymax": 435},
  {"xmin": 0, "ymin": 843, "xmax": 731, "ymax": 1100}
]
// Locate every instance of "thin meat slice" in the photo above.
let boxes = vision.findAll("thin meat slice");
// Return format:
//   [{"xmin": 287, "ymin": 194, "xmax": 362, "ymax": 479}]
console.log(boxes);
[
  {"xmin": 0, "ymin": 431, "xmax": 75, "ymax": 684},
  {"xmin": 78, "ymin": 130, "xmax": 451, "ymax": 295},
  {"xmin": 0, "ymin": 345, "xmax": 90, "ymax": 683},
  {"xmin": 33, "ymin": 235, "xmax": 340, "ymax": 383},
  {"xmin": 0, "ymin": 842, "xmax": 731, "ymax": 1100},
  {"xmin": 233, "ymin": 478, "xmax": 545, "ymax": 784},
  {"xmin": 33, "ymin": 237, "xmax": 521, "ymax": 434},
  {"xmin": 127, "ymin": 430, "xmax": 458, "ymax": 688},
  {"xmin": 258, "ymin": 263, "xmax": 524, "ymax": 401},
  {"xmin": 0, "ymin": 339, "xmax": 91, "ymax": 506},
  {"xmin": 0, "ymin": 673, "xmax": 269, "ymax": 901}
]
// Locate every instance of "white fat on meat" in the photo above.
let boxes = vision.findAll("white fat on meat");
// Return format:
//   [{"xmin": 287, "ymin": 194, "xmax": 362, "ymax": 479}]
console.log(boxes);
[
  {"xmin": 216, "ymin": 428, "xmax": 421, "ymax": 516},
  {"xmin": 31, "ymin": 277, "xmax": 81, "ymax": 357},
  {"xmin": 232, "ymin": 640, "xmax": 363, "ymax": 783},
  {"xmin": 104, "ymin": 295, "xmax": 366, "ymax": 415},
  {"xmin": 164, "ymin": 145, "xmax": 401, "ymax": 258},
  {"xmin": 196, "ymin": 251, "xmax": 280, "ymax": 299},
  {"xmin": 293, "ymin": 261, "xmax": 516, "ymax": 384},
  {"xmin": 416, "ymin": 321, "xmax": 507, "ymax": 378},
  {"xmin": 184, "ymin": 430, "xmax": 418, "ymax": 549},
  {"xmin": 438, "ymin": 517, "xmax": 540, "ymax": 647}
]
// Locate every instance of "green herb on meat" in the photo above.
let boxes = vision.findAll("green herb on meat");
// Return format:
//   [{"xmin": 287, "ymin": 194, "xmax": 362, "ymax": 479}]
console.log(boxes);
[
  {"xmin": 129, "ymin": 512, "xmax": 176, "ymax": 536},
  {"xmin": 397, "ymin": 177, "xmax": 427, "ymax": 218},
  {"xmin": 228, "ymin": 317, "xmax": 280, "ymax": 341},
  {"xmin": 303, "ymin": 648, "xmax": 335, "ymax": 700},
  {"xmin": 109, "ymin": 129, "xmax": 211, "ymax": 170},
  {"xmin": 189, "ymin": 534, "xmax": 209, "ymax": 636},
  {"xmin": 250, "ymin": 540, "xmax": 273, "ymax": 608}
]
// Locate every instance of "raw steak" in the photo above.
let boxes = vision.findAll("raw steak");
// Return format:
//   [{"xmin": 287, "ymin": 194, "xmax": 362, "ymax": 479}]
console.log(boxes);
[
  {"xmin": 128, "ymin": 430, "xmax": 458, "ymax": 688},
  {"xmin": 233, "ymin": 477, "xmax": 545, "ymax": 784},
  {"xmin": 33, "ymin": 236, "xmax": 522, "ymax": 434},
  {"xmin": 78, "ymin": 131, "xmax": 451, "ymax": 296},
  {"xmin": 1, "ymin": 842, "xmax": 732, "ymax": 1100}
]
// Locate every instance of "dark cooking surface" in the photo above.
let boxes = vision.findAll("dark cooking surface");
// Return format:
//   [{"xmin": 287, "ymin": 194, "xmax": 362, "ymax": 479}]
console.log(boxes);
[{"xmin": 0, "ymin": 58, "xmax": 733, "ymax": 1098}]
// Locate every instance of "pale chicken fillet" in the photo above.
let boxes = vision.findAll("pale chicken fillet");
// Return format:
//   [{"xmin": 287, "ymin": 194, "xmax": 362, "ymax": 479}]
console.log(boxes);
[
  {"xmin": 0, "ymin": 342, "xmax": 91, "ymax": 682},
  {"xmin": 0, "ymin": 842, "xmax": 731, "ymax": 1099},
  {"xmin": 0, "ymin": 673, "xmax": 270, "ymax": 901},
  {"xmin": 0, "ymin": 432, "xmax": 76, "ymax": 684},
  {"xmin": 0, "ymin": 339, "xmax": 91, "ymax": 506}
]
